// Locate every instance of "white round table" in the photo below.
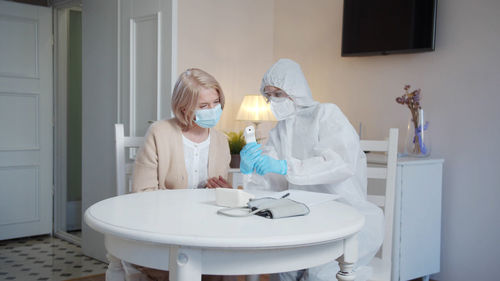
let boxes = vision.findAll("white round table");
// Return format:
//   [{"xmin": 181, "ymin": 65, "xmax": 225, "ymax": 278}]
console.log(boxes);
[{"xmin": 84, "ymin": 189, "xmax": 364, "ymax": 281}]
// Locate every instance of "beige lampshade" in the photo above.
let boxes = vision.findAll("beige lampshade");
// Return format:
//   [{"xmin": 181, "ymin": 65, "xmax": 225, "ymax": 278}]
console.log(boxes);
[{"xmin": 236, "ymin": 94, "xmax": 276, "ymax": 122}]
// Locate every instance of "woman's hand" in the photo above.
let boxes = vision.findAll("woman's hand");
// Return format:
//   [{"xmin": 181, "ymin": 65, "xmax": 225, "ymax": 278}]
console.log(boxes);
[
  {"xmin": 254, "ymin": 155, "xmax": 288, "ymax": 175},
  {"xmin": 240, "ymin": 142, "xmax": 262, "ymax": 174},
  {"xmin": 206, "ymin": 176, "xmax": 232, "ymax": 188}
]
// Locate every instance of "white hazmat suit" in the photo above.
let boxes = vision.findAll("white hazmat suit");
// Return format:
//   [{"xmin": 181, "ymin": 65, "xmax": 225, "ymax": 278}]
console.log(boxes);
[{"xmin": 247, "ymin": 59, "xmax": 384, "ymax": 281}]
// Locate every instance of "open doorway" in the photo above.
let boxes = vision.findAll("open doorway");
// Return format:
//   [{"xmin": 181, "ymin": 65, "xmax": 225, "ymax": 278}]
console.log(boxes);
[{"xmin": 53, "ymin": 1, "xmax": 83, "ymax": 245}]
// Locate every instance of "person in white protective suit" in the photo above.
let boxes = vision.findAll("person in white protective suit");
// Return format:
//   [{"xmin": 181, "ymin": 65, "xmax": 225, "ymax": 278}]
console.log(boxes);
[{"xmin": 239, "ymin": 59, "xmax": 384, "ymax": 281}]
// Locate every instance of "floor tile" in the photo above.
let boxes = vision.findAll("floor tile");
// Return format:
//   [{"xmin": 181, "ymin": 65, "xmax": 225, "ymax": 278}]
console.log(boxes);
[{"xmin": 0, "ymin": 235, "xmax": 107, "ymax": 281}]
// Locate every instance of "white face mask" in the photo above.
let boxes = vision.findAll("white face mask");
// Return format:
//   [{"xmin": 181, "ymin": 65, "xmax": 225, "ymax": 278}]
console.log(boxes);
[
  {"xmin": 270, "ymin": 97, "xmax": 296, "ymax": 120},
  {"xmin": 194, "ymin": 104, "xmax": 222, "ymax": 128}
]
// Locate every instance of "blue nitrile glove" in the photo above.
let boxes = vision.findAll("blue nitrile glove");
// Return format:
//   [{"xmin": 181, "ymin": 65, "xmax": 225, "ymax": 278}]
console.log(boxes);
[
  {"xmin": 239, "ymin": 142, "xmax": 263, "ymax": 174},
  {"xmin": 254, "ymin": 155, "xmax": 287, "ymax": 175}
]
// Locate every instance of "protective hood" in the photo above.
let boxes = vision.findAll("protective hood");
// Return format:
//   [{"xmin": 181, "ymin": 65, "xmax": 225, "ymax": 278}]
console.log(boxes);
[{"xmin": 260, "ymin": 59, "xmax": 318, "ymax": 107}]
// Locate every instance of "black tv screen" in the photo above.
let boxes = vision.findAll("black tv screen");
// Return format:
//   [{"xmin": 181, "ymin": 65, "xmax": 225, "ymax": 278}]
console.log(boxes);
[{"xmin": 341, "ymin": 0, "xmax": 437, "ymax": 56}]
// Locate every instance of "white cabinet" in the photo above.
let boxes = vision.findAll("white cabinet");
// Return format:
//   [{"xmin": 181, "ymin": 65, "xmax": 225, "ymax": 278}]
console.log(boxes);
[{"xmin": 391, "ymin": 158, "xmax": 444, "ymax": 281}]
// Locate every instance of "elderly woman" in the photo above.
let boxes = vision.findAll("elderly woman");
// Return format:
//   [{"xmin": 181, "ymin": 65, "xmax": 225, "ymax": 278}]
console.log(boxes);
[
  {"xmin": 133, "ymin": 68, "xmax": 231, "ymax": 193},
  {"xmin": 126, "ymin": 68, "xmax": 232, "ymax": 281},
  {"xmin": 240, "ymin": 59, "xmax": 383, "ymax": 281}
]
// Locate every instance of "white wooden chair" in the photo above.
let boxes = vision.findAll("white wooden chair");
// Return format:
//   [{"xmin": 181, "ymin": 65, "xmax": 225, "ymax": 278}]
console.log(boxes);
[
  {"xmin": 361, "ymin": 128, "xmax": 399, "ymax": 281},
  {"xmin": 108, "ymin": 124, "xmax": 146, "ymax": 281},
  {"xmin": 115, "ymin": 123, "xmax": 144, "ymax": 196}
]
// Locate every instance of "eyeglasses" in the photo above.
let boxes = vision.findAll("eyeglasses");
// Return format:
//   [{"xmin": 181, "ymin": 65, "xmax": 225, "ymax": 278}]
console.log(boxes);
[{"xmin": 263, "ymin": 90, "xmax": 289, "ymax": 99}]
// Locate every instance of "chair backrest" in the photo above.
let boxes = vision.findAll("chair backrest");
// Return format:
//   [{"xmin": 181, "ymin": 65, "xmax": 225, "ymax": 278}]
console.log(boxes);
[
  {"xmin": 115, "ymin": 124, "xmax": 144, "ymax": 195},
  {"xmin": 360, "ymin": 128, "xmax": 398, "ymax": 281}
]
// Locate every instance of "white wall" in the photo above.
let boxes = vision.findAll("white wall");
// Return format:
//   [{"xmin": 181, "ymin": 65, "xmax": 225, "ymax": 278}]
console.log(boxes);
[
  {"xmin": 81, "ymin": 0, "xmax": 118, "ymax": 262},
  {"xmin": 177, "ymin": 0, "xmax": 275, "ymax": 134},
  {"xmin": 273, "ymin": 0, "xmax": 500, "ymax": 280}
]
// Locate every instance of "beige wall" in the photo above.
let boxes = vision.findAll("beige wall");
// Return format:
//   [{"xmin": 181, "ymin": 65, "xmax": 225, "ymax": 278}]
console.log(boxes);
[
  {"xmin": 273, "ymin": 0, "xmax": 500, "ymax": 280},
  {"xmin": 177, "ymin": 0, "xmax": 275, "ymax": 134}
]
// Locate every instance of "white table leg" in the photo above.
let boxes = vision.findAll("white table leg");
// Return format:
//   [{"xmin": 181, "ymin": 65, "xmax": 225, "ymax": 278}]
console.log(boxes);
[
  {"xmin": 106, "ymin": 253, "xmax": 125, "ymax": 281},
  {"xmin": 336, "ymin": 235, "xmax": 358, "ymax": 281},
  {"xmin": 423, "ymin": 275, "xmax": 430, "ymax": 281},
  {"xmin": 336, "ymin": 262, "xmax": 355, "ymax": 281},
  {"xmin": 169, "ymin": 246, "xmax": 202, "ymax": 281}
]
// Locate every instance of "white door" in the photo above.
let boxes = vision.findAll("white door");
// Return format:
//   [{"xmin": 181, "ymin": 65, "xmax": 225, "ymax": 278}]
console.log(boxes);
[
  {"xmin": 0, "ymin": 1, "xmax": 53, "ymax": 240},
  {"xmin": 120, "ymin": 0, "xmax": 177, "ymax": 136},
  {"xmin": 81, "ymin": 0, "xmax": 176, "ymax": 262}
]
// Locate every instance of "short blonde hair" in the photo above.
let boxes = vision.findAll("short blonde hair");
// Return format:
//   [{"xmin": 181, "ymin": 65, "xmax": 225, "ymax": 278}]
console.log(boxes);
[{"xmin": 171, "ymin": 68, "xmax": 225, "ymax": 130}]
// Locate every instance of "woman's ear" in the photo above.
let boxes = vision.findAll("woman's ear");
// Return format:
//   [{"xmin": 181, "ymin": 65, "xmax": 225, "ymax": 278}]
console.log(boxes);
[{"xmin": 181, "ymin": 107, "xmax": 190, "ymax": 121}]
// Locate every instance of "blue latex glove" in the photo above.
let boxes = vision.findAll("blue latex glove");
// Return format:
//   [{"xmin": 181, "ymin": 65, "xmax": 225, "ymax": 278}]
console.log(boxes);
[
  {"xmin": 239, "ymin": 142, "xmax": 263, "ymax": 174},
  {"xmin": 254, "ymin": 155, "xmax": 287, "ymax": 175}
]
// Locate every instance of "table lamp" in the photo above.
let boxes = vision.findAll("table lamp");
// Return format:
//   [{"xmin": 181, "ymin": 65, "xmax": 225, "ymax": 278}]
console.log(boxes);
[{"xmin": 236, "ymin": 94, "xmax": 276, "ymax": 142}]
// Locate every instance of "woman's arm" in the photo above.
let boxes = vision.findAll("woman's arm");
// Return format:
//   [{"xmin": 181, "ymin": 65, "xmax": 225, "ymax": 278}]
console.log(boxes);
[
  {"xmin": 286, "ymin": 107, "xmax": 360, "ymax": 186},
  {"xmin": 132, "ymin": 126, "xmax": 160, "ymax": 193}
]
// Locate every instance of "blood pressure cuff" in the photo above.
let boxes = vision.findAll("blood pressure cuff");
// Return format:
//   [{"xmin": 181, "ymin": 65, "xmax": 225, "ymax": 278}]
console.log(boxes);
[{"xmin": 217, "ymin": 197, "xmax": 310, "ymax": 219}]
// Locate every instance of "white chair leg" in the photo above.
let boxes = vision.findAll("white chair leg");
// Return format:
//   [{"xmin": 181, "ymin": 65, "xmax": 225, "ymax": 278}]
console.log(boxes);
[
  {"xmin": 246, "ymin": 275, "xmax": 260, "ymax": 281},
  {"xmin": 122, "ymin": 260, "xmax": 150, "ymax": 281},
  {"xmin": 106, "ymin": 253, "xmax": 151, "ymax": 281},
  {"xmin": 106, "ymin": 253, "xmax": 126, "ymax": 281}
]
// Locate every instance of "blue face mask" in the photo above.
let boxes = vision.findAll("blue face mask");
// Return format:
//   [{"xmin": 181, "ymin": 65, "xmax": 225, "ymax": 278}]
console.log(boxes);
[{"xmin": 194, "ymin": 104, "xmax": 222, "ymax": 128}]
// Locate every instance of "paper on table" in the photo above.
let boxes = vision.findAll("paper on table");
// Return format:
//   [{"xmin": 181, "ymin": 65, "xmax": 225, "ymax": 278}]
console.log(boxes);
[{"xmin": 249, "ymin": 189, "xmax": 339, "ymax": 208}]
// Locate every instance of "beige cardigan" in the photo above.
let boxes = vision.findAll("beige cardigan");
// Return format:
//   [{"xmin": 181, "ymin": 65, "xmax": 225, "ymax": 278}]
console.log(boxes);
[{"xmin": 132, "ymin": 118, "xmax": 231, "ymax": 192}]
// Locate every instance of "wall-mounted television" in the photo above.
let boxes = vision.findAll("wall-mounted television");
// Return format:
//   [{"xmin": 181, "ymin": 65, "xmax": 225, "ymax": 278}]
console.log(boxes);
[{"xmin": 341, "ymin": 0, "xmax": 438, "ymax": 57}]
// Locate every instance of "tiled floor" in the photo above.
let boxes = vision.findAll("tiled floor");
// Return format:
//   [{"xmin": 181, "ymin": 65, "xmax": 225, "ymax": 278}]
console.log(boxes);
[
  {"xmin": 0, "ymin": 235, "xmax": 107, "ymax": 281},
  {"xmin": 67, "ymin": 231, "xmax": 81, "ymax": 238}
]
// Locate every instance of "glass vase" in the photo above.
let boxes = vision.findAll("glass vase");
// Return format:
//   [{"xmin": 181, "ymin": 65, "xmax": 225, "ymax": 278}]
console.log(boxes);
[{"xmin": 405, "ymin": 109, "xmax": 431, "ymax": 157}]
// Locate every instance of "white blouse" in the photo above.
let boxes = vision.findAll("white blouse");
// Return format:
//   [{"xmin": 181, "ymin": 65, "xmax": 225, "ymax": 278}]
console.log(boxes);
[{"xmin": 182, "ymin": 133, "xmax": 210, "ymax": 189}]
